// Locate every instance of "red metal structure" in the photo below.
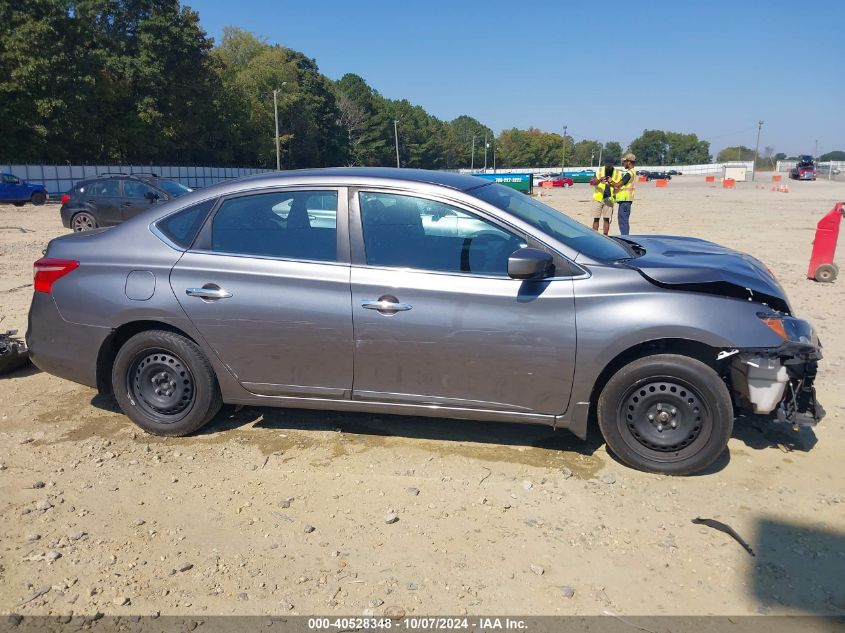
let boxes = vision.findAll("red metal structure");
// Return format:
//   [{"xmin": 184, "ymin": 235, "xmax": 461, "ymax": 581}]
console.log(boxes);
[{"xmin": 807, "ymin": 201, "xmax": 844, "ymax": 282}]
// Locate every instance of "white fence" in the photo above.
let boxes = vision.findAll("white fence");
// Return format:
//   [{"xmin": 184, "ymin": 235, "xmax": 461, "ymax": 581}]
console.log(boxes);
[
  {"xmin": 463, "ymin": 162, "xmax": 754, "ymax": 176},
  {"xmin": 1, "ymin": 164, "xmax": 272, "ymax": 196}
]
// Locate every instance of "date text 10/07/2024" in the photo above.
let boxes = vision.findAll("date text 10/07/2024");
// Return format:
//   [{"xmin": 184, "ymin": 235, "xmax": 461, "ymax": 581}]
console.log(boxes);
[{"xmin": 307, "ymin": 618, "xmax": 528, "ymax": 630}]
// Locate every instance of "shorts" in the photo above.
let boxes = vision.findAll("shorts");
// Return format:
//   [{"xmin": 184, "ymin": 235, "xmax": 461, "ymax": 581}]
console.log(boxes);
[{"xmin": 593, "ymin": 199, "xmax": 613, "ymax": 220}]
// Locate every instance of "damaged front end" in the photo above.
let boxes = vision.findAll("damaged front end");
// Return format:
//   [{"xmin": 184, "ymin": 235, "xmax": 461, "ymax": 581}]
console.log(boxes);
[{"xmin": 726, "ymin": 314, "xmax": 824, "ymax": 428}]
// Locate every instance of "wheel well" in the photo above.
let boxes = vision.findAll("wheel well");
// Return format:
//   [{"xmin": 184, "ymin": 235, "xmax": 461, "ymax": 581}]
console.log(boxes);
[
  {"xmin": 586, "ymin": 338, "xmax": 728, "ymax": 428},
  {"xmin": 96, "ymin": 321, "xmax": 199, "ymax": 394}
]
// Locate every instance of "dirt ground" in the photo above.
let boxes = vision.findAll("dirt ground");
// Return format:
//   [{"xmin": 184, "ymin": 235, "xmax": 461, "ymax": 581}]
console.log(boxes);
[{"xmin": 1, "ymin": 176, "xmax": 844, "ymax": 618}]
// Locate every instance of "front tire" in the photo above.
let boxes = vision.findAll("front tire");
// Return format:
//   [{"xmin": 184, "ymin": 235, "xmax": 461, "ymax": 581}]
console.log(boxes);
[
  {"xmin": 31, "ymin": 191, "xmax": 46, "ymax": 205},
  {"xmin": 112, "ymin": 330, "xmax": 222, "ymax": 436},
  {"xmin": 597, "ymin": 354, "xmax": 733, "ymax": 475}
]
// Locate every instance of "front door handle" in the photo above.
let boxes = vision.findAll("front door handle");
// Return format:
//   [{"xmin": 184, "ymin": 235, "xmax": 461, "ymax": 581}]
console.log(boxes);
[
  {"xmin": 361, "ymin": 295, "xmax": 412, "ymax": 314},
  {"xmin": 186, "ymin": 285, "xmax": 232, "ymax": 300}
]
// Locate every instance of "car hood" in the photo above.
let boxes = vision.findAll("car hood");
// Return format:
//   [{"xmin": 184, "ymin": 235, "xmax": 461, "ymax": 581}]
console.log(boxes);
[{"xmin": 619, "ymin": 235, "xmax": 791, "ymax": 312}]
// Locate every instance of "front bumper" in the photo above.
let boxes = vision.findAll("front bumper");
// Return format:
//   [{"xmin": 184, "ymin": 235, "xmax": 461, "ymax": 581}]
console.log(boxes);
[
  {"xmin": 730, "ymin": 339, "xmax": 824, "ymax": 428},
  {"xmin": 27, "ymin": 292, "xmax": 110, "ymax": 388}
]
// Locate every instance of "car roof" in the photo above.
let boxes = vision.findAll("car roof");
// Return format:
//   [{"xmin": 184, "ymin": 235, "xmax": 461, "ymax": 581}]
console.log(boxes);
[{"xmin": 225, "ymin": 167, "xmax": 492, "ymax": 192}]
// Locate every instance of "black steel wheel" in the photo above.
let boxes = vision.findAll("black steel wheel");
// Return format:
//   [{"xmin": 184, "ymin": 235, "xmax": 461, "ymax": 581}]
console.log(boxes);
[
  {"xmin": 598, "ymin": 354, "xmax": 733, "ymax": 475},
  {"xmin": 127, "ymin": 349, "xmax": 195, "ymax": 422},
  {"xmin": 31, "ymin": 191, "xmax": 47, "ymax": 205},
  {"xmin": 72, "ymin": 212, "xmax": 98, "ymax": 232},
  {"xmin": 112, "ymin": 330, "xmax": 221, "ymax": 436}
]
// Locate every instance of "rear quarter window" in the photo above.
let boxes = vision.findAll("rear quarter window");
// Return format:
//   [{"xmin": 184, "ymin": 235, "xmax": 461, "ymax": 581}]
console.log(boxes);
[{"xmin": 155, "ymin": 198, "xmax": 216, "ymax": 249}]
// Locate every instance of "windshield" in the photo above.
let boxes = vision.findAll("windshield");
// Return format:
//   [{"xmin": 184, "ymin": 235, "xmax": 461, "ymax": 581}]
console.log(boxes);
[
  {"xmin": 153, "ymin": 179, "xmax": 192, "ymax": 197},
  {"xmin": 471, "ymin": 183, "xmax": 631, "ymax": 262}
]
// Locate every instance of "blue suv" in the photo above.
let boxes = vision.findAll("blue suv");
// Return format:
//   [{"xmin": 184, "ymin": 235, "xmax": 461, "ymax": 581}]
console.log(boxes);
[{"xmin": 0, "ymin": 173, "xmax": 48, "ymax": 206}]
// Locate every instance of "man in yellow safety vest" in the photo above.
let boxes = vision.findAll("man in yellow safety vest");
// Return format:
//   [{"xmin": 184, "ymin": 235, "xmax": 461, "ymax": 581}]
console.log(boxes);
[
  {"xmin": 611, "ymin": 153, "xmax": 636, "ymax": 235},
  {"xmin": 591, "ymin": 158, "xmax": 618, "ymax": 235}
]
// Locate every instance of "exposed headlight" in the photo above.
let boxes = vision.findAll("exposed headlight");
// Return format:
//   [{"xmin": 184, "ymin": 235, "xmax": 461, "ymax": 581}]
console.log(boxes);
[{"xmin": 757, "ymin": 313, "xmax": 814, "ymax": 345}]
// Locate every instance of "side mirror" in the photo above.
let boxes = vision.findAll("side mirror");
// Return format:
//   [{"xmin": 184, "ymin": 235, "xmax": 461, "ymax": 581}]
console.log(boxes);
[
  {"xmin": 144, "ymin": 191, "xmax": 159, "ymax": 201},
  {"xmin": 508, "ymin": 247, "xmax": 553, "ymax": 280}
]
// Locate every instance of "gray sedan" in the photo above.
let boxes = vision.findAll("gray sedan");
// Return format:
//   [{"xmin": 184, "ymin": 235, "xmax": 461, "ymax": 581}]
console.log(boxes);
[{"xmin": 27, "ymin": 168, "xmax": 823, "ymax": 474}]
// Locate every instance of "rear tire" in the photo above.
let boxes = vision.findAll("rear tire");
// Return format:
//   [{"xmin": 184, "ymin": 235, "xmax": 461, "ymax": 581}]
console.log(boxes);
[
  {"xmin": 111, "ymin": 330, "xmax": 221, "ymax": 436},
  {"xmin": 71, "ymin": 212, "xmax": 98, "ymax": 231},
  {"xmin": 597, "ymin": 354, "xmax": 733, "ymax": 475},
  {"xmin": 13, "ymin": 201, "xmax": 24, "ymax": 207},
  {"xmin": 31, "ymin": 191, "xmax": 46, "ymax": 205}
]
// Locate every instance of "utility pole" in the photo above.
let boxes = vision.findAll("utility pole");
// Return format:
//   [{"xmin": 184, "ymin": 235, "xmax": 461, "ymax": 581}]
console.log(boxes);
[
  {"xmin": 492, "ymin": 138, "xmax": 497, "ymax": 171},
  {"xmin": 561, "ymin": 124, "xmax": 568, "ymax": 171},
  {"xmin": 273, "ymin": 88, "xmax": 280, "ymax": 171},
  {"xmin": 597, "ymin": 145, "xmax": 603, "ymax": 169},
  {"xmin": 483, "ymin": 134, "xmax": 488, "ymax": 170},
  {"xmin": 590, "ymin": 150, "xmax": 595, "ymax": 167},
  {"xmin": 752, "ymin": 120, "xmax": 763, "ymax": 181},
  {"xmin": 393, "ymin": 120, "xmax": 400, "ymax": 168},
  {"xmin": 471, "ymin": 136, "xmax": 475, "ymax": 171}
]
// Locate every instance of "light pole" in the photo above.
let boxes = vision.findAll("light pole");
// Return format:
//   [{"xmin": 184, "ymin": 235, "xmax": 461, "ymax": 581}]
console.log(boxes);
[
  {"xmin": 590, "ymin": 150, "xmax": 595, "ymax": 167},
  {"xmin": 483, "ymin": 134, "xmax": 488, "ymax": 170},
  {"xmin": 273, "ymin": 82, "xmax": 287, "ymax": 171},
  {"xmin": 561, "ymin": 124, "xmax": 568, "ymax": 171},
  {"xmin": 393, "ymin": 120, "xmax": 400, "ymax": 168},
  {"xmin": 471, "ymin": 136, "xmax": 475, "ymax": 171},
  {"xmin": 752, "ymin": 120, "xmax": 763, "ymax": 181},
  {"xmin": 492, "ymin": 138, "xmax": 497, "ymax": 171}
]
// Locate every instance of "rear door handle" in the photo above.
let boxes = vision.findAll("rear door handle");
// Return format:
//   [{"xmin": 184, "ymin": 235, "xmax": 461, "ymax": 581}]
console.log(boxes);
[
  {"xmin": 361, "ymin": 296, "xmax": 412, "ymax": 314},
  {"xmin": 186, "ymin": 286, "xmax": 232, "ymax": 300}
]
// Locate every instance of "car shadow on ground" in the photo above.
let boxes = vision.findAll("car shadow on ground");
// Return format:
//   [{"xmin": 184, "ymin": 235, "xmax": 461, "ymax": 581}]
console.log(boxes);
[
  {"xmin": 0, "ymin": 359, "xmax": 39, "ymax": 380},
  {"xmin": 751, "ymin": 517, "xmax": 845, "ymax": 614},
  {"xmin": 193, "ymin": 404, "xmax": 606, "ymax": 458},
  {"xmin": 86, "ymin": 398, "xmax": 814, "ymax": 474},
  {"xmin": 733, "ymin": 414, "xmax": 818, "ymax": 453}
]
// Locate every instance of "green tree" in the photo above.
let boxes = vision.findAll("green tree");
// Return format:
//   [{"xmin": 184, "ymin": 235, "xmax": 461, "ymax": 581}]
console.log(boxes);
[
  {"xmin": 628, "ymin": 130, "xmax": 668, "ymax": 164},
  {"xmin": 444, "ymin": 115, "xmax": 493, "ymax": 169},
  {"xmin": 820, "ymin": 150, "xmax": 845, "ymax": 161},
  {"xmin": 571, "ymin": 140, "xmax": 602, "ymax": 167},
  {"xmin": 212, "ymin": 28, "xmax": 347, "ymax": 168},
  {"xmin": 603, "ymin": 141, "xmax": 623, "ymax": 163},
  {"xmin": 628, "ymin": 130, "xmax": 711, "ymax": 165},
  {"xmin": 664, "ymin": 132, "xmax": 711, "ymax": 164},
  {"xmin": 717, "ymin": 146, "xmax": 755, "ymax": 162},
  {"xmin": 0, "ymin": 0, "xmax": 219, "ymax": 163},
  {"xmin": 496, "ymin": 128, "xmax": 567, "ymax": 168}
]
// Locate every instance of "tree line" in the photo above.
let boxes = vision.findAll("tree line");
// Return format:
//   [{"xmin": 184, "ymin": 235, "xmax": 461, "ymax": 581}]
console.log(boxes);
[{"xmin": 2, "ymin": 0, "xmax": 781, "ymax": 170}]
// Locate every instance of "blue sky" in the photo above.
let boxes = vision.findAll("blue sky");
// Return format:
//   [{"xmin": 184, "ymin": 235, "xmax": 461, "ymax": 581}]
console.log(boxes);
[{"xmin": 188, "ymin": 0, "xmax": 843, "ymax": 157}]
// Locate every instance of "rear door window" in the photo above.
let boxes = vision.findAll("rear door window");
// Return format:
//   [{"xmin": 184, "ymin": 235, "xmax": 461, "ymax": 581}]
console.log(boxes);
[
  {"xmin": 88, "ymin": 179, "xmax": 121, "ymax": 197},
  {"xmin": 210, "ymin": 190, "xmax": 338, "ymax": 262},
  {"xmin": 156, "ymin": 198, "xmax": 217, "ymax": 249}
]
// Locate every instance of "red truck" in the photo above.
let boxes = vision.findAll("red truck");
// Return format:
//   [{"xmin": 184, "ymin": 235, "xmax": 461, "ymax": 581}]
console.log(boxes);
[{"xmin": 790, "ymin": 155, "xmax": 817, "ymax": 181}]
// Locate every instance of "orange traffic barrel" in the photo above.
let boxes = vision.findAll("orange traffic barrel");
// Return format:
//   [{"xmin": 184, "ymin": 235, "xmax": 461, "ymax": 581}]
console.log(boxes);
[
  {"xmin": 655, "ymin": 179, "xmax": 668, "ymax": 188},
  {"xmin": 705, "ymin": 175, "xmax": 715, "ymax": 183},
  {"xmin": 541, "ymin": 180, "xmax": 553, "ymax": 189},
  {"xmin": 723, "ymin": 178, "xmax": 736, "ymax": 188},
  {"xmin": 637, "ymin": 175, "xmax": 648, "ymax": 183},
  {"xmin": 772, "ymin": 174, "xmax": 782, "ymax": 182}
]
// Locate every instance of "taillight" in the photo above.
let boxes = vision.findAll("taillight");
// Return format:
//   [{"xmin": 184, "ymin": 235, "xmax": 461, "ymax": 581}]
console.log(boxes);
[
  {"xmin": 61, "ymin": 194, "xmax": 70, "ymax": 205},
  {"xmin": 33, "ymin": 258, "xmax": 79, "ymax": 293}
]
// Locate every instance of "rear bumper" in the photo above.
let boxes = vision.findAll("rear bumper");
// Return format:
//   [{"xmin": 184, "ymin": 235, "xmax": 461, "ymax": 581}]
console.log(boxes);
[
  {"xmin": 26, "ymin": 292, "xmax": 110, "ymax": 388},
  {"xmin": 59, "ymin": 205, "xmax": 73, "ymax": 228}
]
